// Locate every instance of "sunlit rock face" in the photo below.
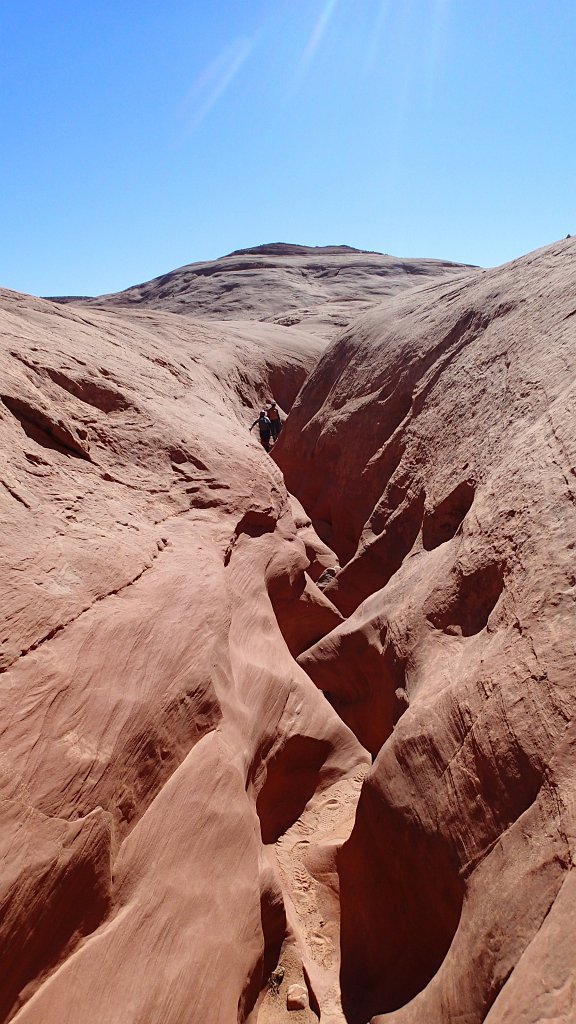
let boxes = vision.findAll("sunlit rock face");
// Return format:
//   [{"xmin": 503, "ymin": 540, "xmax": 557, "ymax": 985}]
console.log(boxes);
[
  {"xmin": 2, "ymin": 234, "xmax": 575, "ymax": 1024},
  {"xmin": 274, "ymin": 236, "xmax": 576, "ymax": 1023},
  {"xmin": 47, "ymin": 242, "xmax": 477, "ymax": 339},
  {"xmin": 0, "ymin": 289, "xmax": 367, "ymax": 1024}
]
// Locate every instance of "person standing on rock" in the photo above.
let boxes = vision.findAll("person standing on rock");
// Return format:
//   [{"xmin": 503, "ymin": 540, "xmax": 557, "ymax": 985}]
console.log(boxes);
[
  {"xmin": 267, "ymin": 401, "xmax": 282, "ymax": 443},
  {"xmin": 250, "ymin": 411, "xmax": 272, "ymax": 451}
]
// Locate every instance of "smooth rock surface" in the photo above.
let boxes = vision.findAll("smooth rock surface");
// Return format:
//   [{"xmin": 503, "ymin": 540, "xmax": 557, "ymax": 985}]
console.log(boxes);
[
  {"xmin": 274, "ymin": 235, "xmax": 576, "ymax": 1022},
  {"xmin": 48, "ymin": 243, "xmax": 477, "ymax": 339},
  {"xmin": 0, "ymin": 287, "xmax": 368, "ymax": 1024},
  {"xmin": 3, "ymin": 234, "xmax": 576, "ymax": 1024}
]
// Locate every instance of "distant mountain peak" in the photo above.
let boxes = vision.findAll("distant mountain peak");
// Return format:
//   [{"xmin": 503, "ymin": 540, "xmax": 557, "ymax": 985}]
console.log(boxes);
[{"xmin": 223, "ymin": 242, "xmax": 382, "ymax": 259}]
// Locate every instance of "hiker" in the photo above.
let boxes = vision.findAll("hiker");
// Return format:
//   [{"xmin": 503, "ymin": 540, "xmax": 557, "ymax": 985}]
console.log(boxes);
[
  {"xmin": 250, "ymin": 411, "xmax": 271, "ymax": 451},
  {"xmin": 267, "ymin": 401, "xmax": 282, "ymax": 442}
]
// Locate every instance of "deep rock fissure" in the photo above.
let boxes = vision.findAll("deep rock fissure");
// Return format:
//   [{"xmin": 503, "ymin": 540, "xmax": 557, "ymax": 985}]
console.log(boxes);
[
  {"xmin": 5, "ymin": 236, "xmax": 576, "ymax": 1024},
  {"xmin": 266, "ymin": 395, "xmax": 486, "ymax": 1021}
]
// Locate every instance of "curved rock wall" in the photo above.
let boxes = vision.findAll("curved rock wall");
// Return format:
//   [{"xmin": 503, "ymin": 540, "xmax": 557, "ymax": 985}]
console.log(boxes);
[
  {"xmin": 0, "ymin": 290, "xmax": 368, "ymax": 1024},
  {"xmin": 3, "ymin": 235, "xmax": 576, "ymax": 1024},
  {"xmin": 274, "ymin": 236, "xmax": 576, "ymax": 1022}
]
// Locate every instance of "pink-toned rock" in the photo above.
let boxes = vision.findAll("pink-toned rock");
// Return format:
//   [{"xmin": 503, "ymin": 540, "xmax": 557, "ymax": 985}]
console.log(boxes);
[
  {"xmin": 275, "ymin": 236, "xmax": 576, "ymax": 1022},
  {"xmin": 286, "ymin": 984, "xmax": 308, "ymax": 1011},
  {"xmin": 4, "ymin": 233, "xmax": 576, "ymax": 1024},
  {"xmin": 0, "ymin": 287, "xmax": 368, "ymax": 1023},
  {"xmin": 49, "ymin": 242, "xmax": 477, "ymax": 339},
  {"xmin": 288, "ymin": 494, "xmax": 340, "ymax": 582}
]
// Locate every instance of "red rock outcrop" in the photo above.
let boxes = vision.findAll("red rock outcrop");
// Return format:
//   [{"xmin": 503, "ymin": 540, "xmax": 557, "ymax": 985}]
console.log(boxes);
[
  {"xmin": 3, "ymin": 233, "xmax": 576, "ymax": 1024},
  {"xmin": 274, "ymin": 236, "xmax": 576, "ymax": 1022},
  {"xmin": 0, "ymin": 288, "xmax": 368, "ymax": 1023},
  {"xmin": 48, "ymin": 243, "xmax": 477, "ymax": 338}
]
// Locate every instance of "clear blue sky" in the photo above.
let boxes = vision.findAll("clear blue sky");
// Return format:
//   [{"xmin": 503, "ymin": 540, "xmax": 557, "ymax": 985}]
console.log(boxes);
[{"xmin": 1, "ymin": 1, "xmax": 574, "ymax": 296}]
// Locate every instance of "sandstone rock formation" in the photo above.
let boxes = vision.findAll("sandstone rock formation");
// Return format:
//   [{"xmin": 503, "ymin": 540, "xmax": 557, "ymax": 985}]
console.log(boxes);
[
  {"xmin": 48, "ymin": 243, "xmax": 477, "ymax": 338},
  {"xmin": 2, "ymin": 233, "xmax": 575, "ymax": 1024},
  {"xmin": 0, "ymin": 289, "xmax": 367, "ymax": 1023},
  {"xmin": 274, "ymin": 235, "xmax": 576, "ymax": 1022}
]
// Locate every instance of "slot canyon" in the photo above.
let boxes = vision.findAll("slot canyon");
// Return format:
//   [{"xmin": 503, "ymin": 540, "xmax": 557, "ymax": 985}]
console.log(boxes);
[{"xmin": 1, "ymin": 238, "xmax": 575, "ymax": 1023}]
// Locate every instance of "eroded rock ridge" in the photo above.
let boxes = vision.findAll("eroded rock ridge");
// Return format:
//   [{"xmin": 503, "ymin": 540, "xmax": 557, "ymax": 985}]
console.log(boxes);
[
  {"xmin": 274, "ymin": 234, "xmax": 576, "ymax": 1023},
  {"xmin": 47, "ymin": 242, "xmax": 477, "ymax": 339},
  {"xmin": 1, "ymin": 236, "xmax": 575, "ymax": 1023}
]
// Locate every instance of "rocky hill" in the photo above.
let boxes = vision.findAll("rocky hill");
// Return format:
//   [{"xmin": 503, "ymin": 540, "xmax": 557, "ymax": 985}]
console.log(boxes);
[
  {"xmin": 1, "ymin": 236, "xmax": 575, "ymax": 1023},
  {"xmin": 47, "ymin": 242, "xmax": 478, "ymax": 338}
]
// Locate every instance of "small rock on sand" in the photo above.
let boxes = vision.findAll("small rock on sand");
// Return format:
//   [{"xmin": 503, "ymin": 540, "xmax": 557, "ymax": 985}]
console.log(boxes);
[{"xmin": 287, "ymin": 984, "xmax": 308, "ymax": 1011}]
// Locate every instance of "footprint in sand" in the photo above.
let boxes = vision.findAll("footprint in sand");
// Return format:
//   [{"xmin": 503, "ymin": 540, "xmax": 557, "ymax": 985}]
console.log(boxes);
[
  {"xmin": 319, "ymin": 797, "xmax": 341, "ymax": 812},
  {"xmin": 291, "ymin": 839, "xmax": 311, "ymax": 855},
  {"xmin": 293, "ymin": 865, "xmax": 312, "ymax": 892},
  {"xmin": 293, "ymin": 819, "xmax": 315, "ymax": 836}
]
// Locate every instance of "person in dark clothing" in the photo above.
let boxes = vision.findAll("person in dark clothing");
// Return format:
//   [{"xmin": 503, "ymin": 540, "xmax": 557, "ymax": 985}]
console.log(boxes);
[
  {"xmin": 267, "ymin": 401, "xmax": 282, "ymax": 442},
  {"xmin": 250, "ymin": 411, "xmax": 271, "ymax": 451}
]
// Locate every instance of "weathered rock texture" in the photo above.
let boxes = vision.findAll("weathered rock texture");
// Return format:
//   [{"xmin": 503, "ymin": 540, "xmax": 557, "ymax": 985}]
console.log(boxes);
[
  {"xmin": 274, "ymin": 235, "xmax": 576, "ymax": 1022},
  {"xmin": 48, "ymin": 243, "xmax": 477, "ymax": 338},
  {"xmin": 2, "ymin": 233, "xmax": 575, "ymax": 1024},
  {"xmin": 0, "ymin": 288, "xmax": 368, "ymax": 1023}
]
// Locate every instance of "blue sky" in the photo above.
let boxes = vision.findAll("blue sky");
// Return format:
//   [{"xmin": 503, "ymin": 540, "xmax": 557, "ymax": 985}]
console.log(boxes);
[{"xmin": 0, "ymin": 1, "xmax": 574, "ymax": 295}]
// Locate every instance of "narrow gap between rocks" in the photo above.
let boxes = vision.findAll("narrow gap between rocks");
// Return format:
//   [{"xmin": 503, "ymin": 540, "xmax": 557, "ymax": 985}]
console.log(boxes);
[{"xmin": 260, "ymin": 392, "xmax": 484, "ymax": 1023}]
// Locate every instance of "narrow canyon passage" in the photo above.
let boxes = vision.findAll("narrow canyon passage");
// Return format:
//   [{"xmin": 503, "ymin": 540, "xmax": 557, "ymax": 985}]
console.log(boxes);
[
  {"xmin": 267, "ymin": 237, "xmax": 576, "ymax": 1024},
  {"xmin": 0, "ymin": 291, "xmax": 376, "ymax": 1024},
  {"xmin": 1, "ymin": 236, "xmax": 576, "ymax": 1024},
  {"xmin": 238, "ymin": 410, "xmax": 485, "ymax": 1024},
  {"xmin": 255, "ymin": 447, "xmax": 467, "ymax": 1024},
  {"xmin": 243, "ymin": 472, "xmax": 374, "ymax": 1024}
]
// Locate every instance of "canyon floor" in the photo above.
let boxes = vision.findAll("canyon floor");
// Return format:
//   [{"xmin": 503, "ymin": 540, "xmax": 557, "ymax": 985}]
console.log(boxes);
[{"xmin": 1, "ymin": 239, "xmax": 575, "ymax": 1023}]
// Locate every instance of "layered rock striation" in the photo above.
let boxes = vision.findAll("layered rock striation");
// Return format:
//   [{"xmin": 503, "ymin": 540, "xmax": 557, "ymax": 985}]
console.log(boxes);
[
  {"xmin": 0, "ymin": 289, "xmax": 367, "ymax": 1023},
  {"xmin": 274, "ymin": 235, "xmax": 576, "ymax": 1022},
  {"xmin": 47, "ymin": 243, "xmax": 477, "ymax": 338},
  {"xmin": 2, "ymin": 234, "xmax": 575, "ymax": 1023}
]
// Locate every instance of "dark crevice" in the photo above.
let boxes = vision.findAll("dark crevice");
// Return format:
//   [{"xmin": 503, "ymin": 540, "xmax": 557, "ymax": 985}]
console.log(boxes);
[
  {"xmin": 425, "ymin": 561, "xmax": 505, "ymax": 636},
  {"xmin": 235, "ymin": 507, "xmax": 277, "ymax": 539},
  {"xmin": 39, "ymin": 367, "xmax": 134, "ymax": 414},
  {"xmin": 264, "ymin": 363, "xmax": 308, "ymax": 413},
  {"xmin": 298, "ymin": 628, "xmax": 408, "ymax": 758},
  {"xmin": 224, "ymin": 508, "xmax": 278, "ymax": 565},
  {"xmin": 324, "ymin": 486, "xmax": 425, "ymax": 617},
  {"xmin": 0, "ymin": 812, "xmax": 113, "ymax": 1024},
  {"xmin": 302, "ymin": 963, "xmax": 321, "ymax": 1020},
  {"xmin": 422, "ymin": 479, "xmax": 476, "ymax": 550},
  {"xmin": 168, "ymin": 446, "xmax": 210, "ymax": 471},
  {"xmin": 256, "ymin": 736, "xmax": 333, "ymax": 844},
  {"xmin": 268, "ymin": 566, "xmax": 343, "ymax": 659},
  {"xmin": 239, "ymin": 880, "xmax": 287, "ymax": 1021},
  {"xmin": 338, "ymin": 778, "xmax": 465, "ymax": 1023}
]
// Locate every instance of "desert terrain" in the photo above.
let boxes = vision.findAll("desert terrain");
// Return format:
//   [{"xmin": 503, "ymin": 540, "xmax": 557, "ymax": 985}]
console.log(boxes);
[
  {"xmin": 47, "ymin": 242, "xmax": 477, "ymax": 339},
  {"xmin": 1, "ymin": 236, "xmax": 575, "ymax": 1023}
]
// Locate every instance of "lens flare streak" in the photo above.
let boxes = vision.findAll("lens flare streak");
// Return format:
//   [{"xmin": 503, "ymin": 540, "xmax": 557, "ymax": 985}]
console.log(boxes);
[{"xmin": 297, "ymin": 0, "xmax": 340, "ymax": 78}]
